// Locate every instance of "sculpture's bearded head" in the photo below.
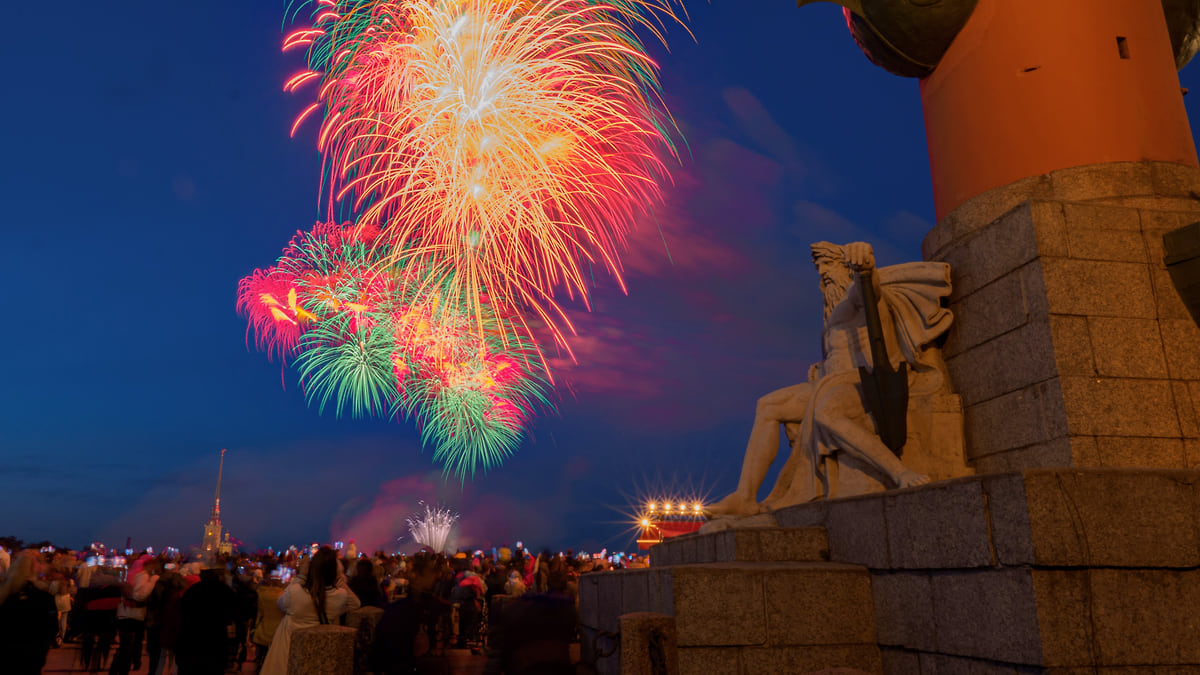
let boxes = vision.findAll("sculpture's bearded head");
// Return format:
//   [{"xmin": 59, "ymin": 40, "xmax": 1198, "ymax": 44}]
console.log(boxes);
[{"xmin": 811, "ymin": 242, "xmax": 852, "ymax": 319}]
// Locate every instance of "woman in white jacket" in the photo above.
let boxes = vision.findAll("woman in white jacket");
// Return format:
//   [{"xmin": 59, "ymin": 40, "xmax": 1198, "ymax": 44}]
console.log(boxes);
[{"xmin": 260, "ymin": 546, "xmax": 360, "ymax": 675}]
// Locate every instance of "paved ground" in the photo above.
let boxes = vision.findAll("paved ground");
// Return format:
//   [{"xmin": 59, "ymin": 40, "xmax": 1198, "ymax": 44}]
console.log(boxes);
[
  {"xmin": 43, "ymin": 642, "xmax": 252, "ymax": 674},
  {"xmin": 42, "ymin": 641, "xmax": 491, "ymax": 674}
]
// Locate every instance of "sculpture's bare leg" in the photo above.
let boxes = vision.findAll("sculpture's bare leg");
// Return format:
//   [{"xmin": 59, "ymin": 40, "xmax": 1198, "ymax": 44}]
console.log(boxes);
[
  {"xmin": 814, "ymin": 391, "xmax": 929, "ymax": 488},
  {"xmin": 709, "ymin": 384, "xmax": 812, "ymax": 516},
  {"xmin": 759, "ymin": 423, "xmax": 807, "ymax": 509}
]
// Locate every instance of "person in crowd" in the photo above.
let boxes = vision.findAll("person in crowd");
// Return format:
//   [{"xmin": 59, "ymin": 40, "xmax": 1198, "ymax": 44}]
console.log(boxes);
[
  {"xmin": 380, "ymin": 576, "xmax": 400, "ymax": 603},
  {"xmin": 504, "ymin": 567, "xmax": 526, "ymax": 597},
  {"xmin": 451, "ymin": 570, "xmax": 485, "ymax": 651},
  {"xmin": 251, "ymin": 568, "xmax": 285, "ymax": 674},
  {"xmin": 261, "ymin": 546, "xmax": 361, "ymax": 675},
  {"xmin": 525, "ymin": 552, "xmax": 539, "ymax": 591},
  {"xmin": 349, "ymin": 557, "xmax": 385, "ymax": 608},
  {"xmin": 109, "ymin": 554, "xmax": 160, "ymax": 675},
  {"xmin": 148, "ymin": 561, "xmax": 188, "ymax": 675},
  {"xmin": 369, "ymin": 553, "xmax": 450, "ymax": 675},
  {"xmin": 61, "ymin": 560, "xmax": 85, "ymax": 644},
  {"xmin": 431, "ymin": 558, "xmax": 455, "ymax": 605},
  {"xmin": 79, "ymin": 565, "xmax": 124, "ymax": 672},
  {"xmin": 374, "ymin": 551, "xmax": 391, "ymax": 583},
  {"xmin": 76, "ymin": 555, "xmax": 94, "ymax": 590},
  {"xmin": 534, "ymin": 551, "xmax": 551, "ymax": 594},
  {"xmin": 484, "ymin": 569, "xmax": 578, "ymax": 675},
  {"xmin": 229, "ymin": 567, "xmax": 259, "ymax": 671},
  {"xmin": 47, "ymin": 563, "xmax": 73, "ymax": 647},
  {"xmin": 181, "ymin": 561, "xmax": 203, "ymax": 588},
  {"xmin": 484, "ymin": 562, "xmax": 507, "ymax": 602},
  {"xmin": 0, "ymin": 550, "xmax": 60, "ymax": 674},
  {"xmin": 175, "ymin": 564, "xmax": 237, "ymax": 675}
]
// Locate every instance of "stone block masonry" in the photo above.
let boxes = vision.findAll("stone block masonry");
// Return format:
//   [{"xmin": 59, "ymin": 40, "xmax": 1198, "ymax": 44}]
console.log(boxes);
[
  {"xmin": 581, "ymin": 527, "xmax": 881, "ymax": 675},
  {"xmin": 775, "ymin": 469, "xmax": 1200, "ymax": 672},
  {"xmin": 922, "ymin": 162, "xmax": 1200, "ymax": 473},
  {"xmin": 581, "ymin": 469, "xmax": 1200, "ymax": 673}
]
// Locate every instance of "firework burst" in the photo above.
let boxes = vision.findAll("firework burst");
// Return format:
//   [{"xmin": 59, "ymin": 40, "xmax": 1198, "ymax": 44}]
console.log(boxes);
[
  {"xmin": 237, "ymin": 222, "xmax": 550, "ymax": 478},
  {"xmin": 405, "ymin": 501, "xmax": 459, "ymax": 553},
  {"xmin": 288, "ymin": 0, "xmax": 685, "ymax": 346},
  {"xmin": 238, "ymin": 0, "xmax": 685, "ymax": 477}
]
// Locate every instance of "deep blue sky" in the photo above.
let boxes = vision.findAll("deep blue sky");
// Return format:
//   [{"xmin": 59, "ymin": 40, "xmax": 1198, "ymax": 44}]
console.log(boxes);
[{"xmin": 6, "ymin": 1, "xmax": 1200, "ymax": 555}]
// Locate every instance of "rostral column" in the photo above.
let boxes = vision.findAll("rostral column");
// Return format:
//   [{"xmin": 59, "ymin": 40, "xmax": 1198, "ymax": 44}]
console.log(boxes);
[{"xmin": 800, "ymin": 0, "xmax": 1200, "ymax": 472}]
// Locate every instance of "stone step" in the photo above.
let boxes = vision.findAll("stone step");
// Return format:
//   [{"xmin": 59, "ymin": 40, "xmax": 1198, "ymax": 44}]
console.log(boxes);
[
  {"xmin": 650, "ymin": 526, "xmax": 830, "ymax": 566},
  {"xmin": 580, "ymin": 560, "xmax": 879, "ymax": 675}
]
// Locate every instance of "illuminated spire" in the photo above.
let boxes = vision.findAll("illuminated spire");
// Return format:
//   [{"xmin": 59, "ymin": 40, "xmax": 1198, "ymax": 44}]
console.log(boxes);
[
  {"xmin": 211, "ymin": 448, "xmax": 225, "ymax": 519},
  {"xmin": 202, "ymin": 449, "xmax": 226, "ymax": 560}
]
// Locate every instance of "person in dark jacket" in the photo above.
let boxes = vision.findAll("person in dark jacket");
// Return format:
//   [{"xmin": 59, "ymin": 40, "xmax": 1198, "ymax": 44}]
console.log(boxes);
[
  {"xmin": 150, "ymin": 564, "xmax": 189, "ymax": 675},
  {"xmin": 369, "ymin": 554, "xmax": 449, "ymax": 675},
  {"xmin": 175, "ymin": 566, "xmax": 236, "ymax": 675},
  {"xmin": 348, "ymin": 558, "xmax": 384, "ymax": 608},
  {"xmin": 484, "ymin": 570, "xmax": 577, "ymax": 675},
  {"xmin": 78, "ymin": 569, "xmax": 124, "ymax": 672},
  {"xmin": 0, "ymin": 551, "xmax": 60, "ymax": 674}
]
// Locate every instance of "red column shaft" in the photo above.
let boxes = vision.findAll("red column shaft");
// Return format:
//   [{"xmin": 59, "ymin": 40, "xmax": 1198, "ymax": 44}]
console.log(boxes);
[{"xmin": 920, "ymin": 0, "xmax": 1198, "ymax": 220}]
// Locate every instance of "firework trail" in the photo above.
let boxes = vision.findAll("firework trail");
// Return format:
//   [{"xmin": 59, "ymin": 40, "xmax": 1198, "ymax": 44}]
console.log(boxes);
[{"xmin": 406, "ymin": 501, "xmax": 459, "ymax": 553}]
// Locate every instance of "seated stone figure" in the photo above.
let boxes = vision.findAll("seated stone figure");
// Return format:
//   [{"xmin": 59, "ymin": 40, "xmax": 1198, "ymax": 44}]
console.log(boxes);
[{"xmin": 708, "ymin": 241, "xmax": 955, "ymax": 518}]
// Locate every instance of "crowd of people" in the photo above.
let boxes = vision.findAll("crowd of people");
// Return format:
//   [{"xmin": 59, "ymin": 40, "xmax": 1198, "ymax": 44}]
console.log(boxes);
[{"xmin": 0, "ymin": 542, "xmax": 643, "ymax": 675}]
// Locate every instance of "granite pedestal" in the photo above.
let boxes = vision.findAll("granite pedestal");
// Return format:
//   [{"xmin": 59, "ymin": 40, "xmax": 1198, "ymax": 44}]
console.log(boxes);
[
  {"xmin": 774, "ymin": 468, "xmax": 1200, "ymax": 673},
  {"xmin": 581, "ymin": 526, "xmax": 882, "ymax": 675},
  {"xmin": 289, "ymin": 624, "xmax": 356, "ymax": 675},
  {"xmin": 922, "ymin": 161, "xmax": 1200, "ymax": 474}
]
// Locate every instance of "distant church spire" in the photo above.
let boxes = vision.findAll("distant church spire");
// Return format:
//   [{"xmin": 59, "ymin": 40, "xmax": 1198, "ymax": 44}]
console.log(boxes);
[
  {"xmin": 211, "ymin": 448, "xmax": 225, "ymax": 518},
  {"xmin": 202, "ymin": 449, "xmax": 226, "ymax": 559}
]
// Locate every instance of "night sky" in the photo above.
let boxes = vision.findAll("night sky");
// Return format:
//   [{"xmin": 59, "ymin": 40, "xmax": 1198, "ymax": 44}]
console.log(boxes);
[{"xmin": 7, "ymin": 1, "xmax": 1200, "ymax": 555}]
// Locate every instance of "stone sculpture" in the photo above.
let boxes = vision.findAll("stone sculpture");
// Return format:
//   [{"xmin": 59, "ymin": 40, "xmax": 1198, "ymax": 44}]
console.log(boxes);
[{"xmin": 708, "ymin": 242, "xmax": 955, "ymax": 518}]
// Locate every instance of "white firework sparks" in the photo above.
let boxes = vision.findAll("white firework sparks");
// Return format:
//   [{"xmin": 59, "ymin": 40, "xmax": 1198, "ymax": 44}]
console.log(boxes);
[{"xmin": 405, "ymin": 502, "xmax": 459, "ymax": 553}]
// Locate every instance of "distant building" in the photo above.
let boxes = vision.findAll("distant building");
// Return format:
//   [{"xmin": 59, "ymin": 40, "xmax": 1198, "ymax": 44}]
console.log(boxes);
[
  {"xmin": 636, "ymin": 498, "xmax": 705, "ymax": 550},
  {"xmin": 201, "ymin": 449, "xmax": 226, "ymax": 560}
]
